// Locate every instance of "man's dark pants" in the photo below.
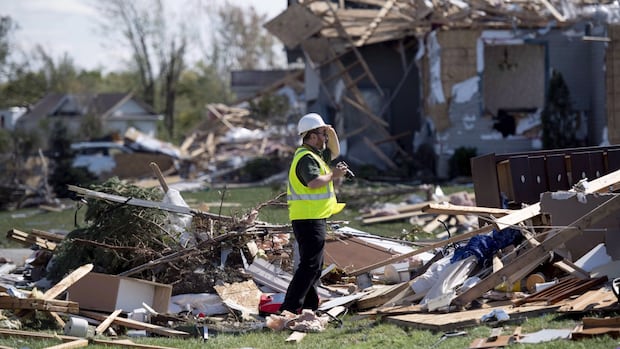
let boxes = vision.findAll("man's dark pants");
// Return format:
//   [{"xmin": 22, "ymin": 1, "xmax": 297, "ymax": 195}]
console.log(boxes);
[{"xmin": 279, "ymin": 218, "xmax": 326, "ymax": 313}]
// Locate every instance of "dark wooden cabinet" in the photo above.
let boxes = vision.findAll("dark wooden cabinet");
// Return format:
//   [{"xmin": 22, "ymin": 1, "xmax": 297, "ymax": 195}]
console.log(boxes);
[{"xmin": 472, "ymin": 145, "xmax": 620, "ymax": 208}]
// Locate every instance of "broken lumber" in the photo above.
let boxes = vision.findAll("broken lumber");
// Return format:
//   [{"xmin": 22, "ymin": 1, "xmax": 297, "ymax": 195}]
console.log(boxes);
[
  {"xmin": 80, "ymin": 310, "xmax": 190, "ymax": 337},
  {"xmin": 95, "ymin": 309, "xmax": 123, "ymax": 335},
  {"xmin": 15, "ymin": 263, "xmax": 93, "ymax": 326},
  {"xmin": 0, "ymin": 296, "xmax": 78, "ymax": 313},
  {"xmin": 453, "ymin": 195, "xmax": 620, "ymax": 307},
  {"xmin": 7, "ymin": 229, "xmax": 59, "ymax": 250},
  {"xmin": 422, "ymin": 202, "xmax": 513, "ymax": 217}
]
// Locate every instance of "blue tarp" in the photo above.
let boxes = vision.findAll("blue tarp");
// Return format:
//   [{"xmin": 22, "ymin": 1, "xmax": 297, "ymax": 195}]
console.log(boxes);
[{"xmin": 451, "ymin": 228, "xmax": 522, "ymax": 265}]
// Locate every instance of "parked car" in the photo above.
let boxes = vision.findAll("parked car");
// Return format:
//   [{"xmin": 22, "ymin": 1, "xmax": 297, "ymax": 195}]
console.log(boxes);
[{"xmin": 71, "ymin": 142, "xmax": 134, "ymax": 176}]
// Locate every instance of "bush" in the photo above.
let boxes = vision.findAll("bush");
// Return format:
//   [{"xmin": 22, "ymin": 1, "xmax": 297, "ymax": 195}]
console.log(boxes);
[{"xmin": 449, "ymin": 146, "xmax": 477, "ymax": 178}]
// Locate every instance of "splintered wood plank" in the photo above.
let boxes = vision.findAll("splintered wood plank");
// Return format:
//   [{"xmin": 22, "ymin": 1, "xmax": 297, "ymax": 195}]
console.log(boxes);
[
  {"xmin": 44, "ymin": 339, "xmax": 89, "ymax": 349},
  {"xmin": 45, "ymin": 264, "xmax": 93, "ymax": 299},
  {"xmin": 0, "ymin": 297, "xmax": 78, "ymax": 313},
  {"xmin": 422, "ymin": 214, "xmax": 449, "ymax": 234},
  {"xmin": 95, "ymin": 309, "xmax": 123, "ymax": 335},
  {"xmin": 15, "ymin": 263, "xmax": 93, "ymax": 326},
  {"xmin": 422, "ymin": 203, "xmax": 513, "ymax": 217},
  {"xmin": 80, "ymin": 310, "xmax": 189, "ymax": 337},
  {"xmin": 385, "ymin": 303, "xmax": 556, "ymax": 331},
  {"xmin": 7, "ymin": 229, "xmax": 58, "ymax": 250}
]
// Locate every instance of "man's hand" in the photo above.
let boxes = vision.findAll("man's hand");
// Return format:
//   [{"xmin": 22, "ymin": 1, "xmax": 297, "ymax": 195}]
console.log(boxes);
[{"xmin": 325, "ymin": 126, "xmax": 340, "ymax": 160}]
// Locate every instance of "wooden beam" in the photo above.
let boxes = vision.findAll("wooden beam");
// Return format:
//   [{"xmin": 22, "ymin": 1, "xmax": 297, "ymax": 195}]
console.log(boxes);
[
  {"xmin": 363, "ymin": 136, "xmax": 398, "ymax": 170},
  {"xmin": 453, "ymin": 195, "xmax": 620, "ymax": 307},
  {"xmin": 80, "ymin": 310, "xmax": 190, "ymax": 337},
  {"xmin": 43, "ymin": 339, "xmax": 89, "ymax": 349},
  {"xmin": 423, "ymin": 202, "xmax": 513, "ymax": 217},
  {"xmin": 45, "ymin": 264, "xmax": 93, "ymax": 299},
  {"xmin": 354, "ymin": 0, "xmax": 397, "ymax": 46},
  {"xmin": 539, "ymin": 0, "xmax": 566, "ymax": 22},
  {"xmin": 95, "ymin": 309, "xmax": 123, "ymax": 335}
]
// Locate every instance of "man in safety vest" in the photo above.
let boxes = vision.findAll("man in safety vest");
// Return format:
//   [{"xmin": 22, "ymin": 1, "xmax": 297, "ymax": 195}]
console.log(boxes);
[{"xmin": 279, "ymin": 112, "xmax": 348, "ymax": 314}]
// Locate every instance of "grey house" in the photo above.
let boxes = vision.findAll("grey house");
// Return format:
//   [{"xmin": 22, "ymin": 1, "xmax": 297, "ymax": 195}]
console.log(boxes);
[
  {"xmin": 266, "ymin": 1, "xmax": 619, "ymax": 179},
  {"xmin": 16, "ymin": 92, "xmax": 163, "ymax": 144}
]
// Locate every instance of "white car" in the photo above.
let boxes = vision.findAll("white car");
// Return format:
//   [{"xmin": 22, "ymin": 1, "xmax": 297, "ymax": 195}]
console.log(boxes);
[{"xmin": 71, "ymin": 142, "xmax": 134, "ymax": 176}]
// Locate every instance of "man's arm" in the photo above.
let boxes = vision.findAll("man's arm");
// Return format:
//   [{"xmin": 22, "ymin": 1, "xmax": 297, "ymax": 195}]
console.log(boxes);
[{"xmin": 307, "ymin": 166, "xmax": 346, "ymax": 189}]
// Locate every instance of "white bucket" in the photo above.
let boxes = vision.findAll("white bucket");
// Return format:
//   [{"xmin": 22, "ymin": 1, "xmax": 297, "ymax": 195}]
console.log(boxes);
[{"xmin": 64, "ymin": 317, "xmax": 89, "ymax": 337}]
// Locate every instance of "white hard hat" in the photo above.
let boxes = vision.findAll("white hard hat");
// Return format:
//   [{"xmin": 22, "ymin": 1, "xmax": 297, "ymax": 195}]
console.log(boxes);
[{"xmin": 297, "ymin": 113, "xmax": 328, "ymax": 135}]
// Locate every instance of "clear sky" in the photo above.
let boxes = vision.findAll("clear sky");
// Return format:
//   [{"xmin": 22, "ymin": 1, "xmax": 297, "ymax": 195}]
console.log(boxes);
[{"xmin": 0, "ymin": 0, "xmax": 288, "ymax": 72}]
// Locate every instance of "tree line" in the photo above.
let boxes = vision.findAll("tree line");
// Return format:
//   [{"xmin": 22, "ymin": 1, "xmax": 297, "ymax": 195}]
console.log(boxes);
[{"xmin": 0, "ymin": 0, "xmax": 285, "ymax": 144}]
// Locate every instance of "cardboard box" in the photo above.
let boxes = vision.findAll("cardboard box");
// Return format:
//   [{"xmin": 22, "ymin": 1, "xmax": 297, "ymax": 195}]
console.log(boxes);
[{"xmin": 67, "ymin": 272, "xmax": 172, "ymax": 313}]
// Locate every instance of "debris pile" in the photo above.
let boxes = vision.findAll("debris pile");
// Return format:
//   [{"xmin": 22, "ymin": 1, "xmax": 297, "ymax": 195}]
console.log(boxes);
[{"xmin": 1, "ymin": 163, "xmax": 620, "ymax": 347}]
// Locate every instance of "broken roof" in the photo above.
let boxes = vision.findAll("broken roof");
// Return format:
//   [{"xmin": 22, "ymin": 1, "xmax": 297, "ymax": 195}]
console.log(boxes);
[{"xmin": 266, "ymin": 0, "xmax": 620, "ymax": 51}]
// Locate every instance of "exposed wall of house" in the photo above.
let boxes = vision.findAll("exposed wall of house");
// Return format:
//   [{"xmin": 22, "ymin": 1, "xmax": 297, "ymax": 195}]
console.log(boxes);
[
  {"xmin": 483, "ymin": 44, "xmax": 545, "ymax": 115},
  {"xmin": 544, "ymin": 27, "xmax": 606, "ymax": 145},
  {"xmin": 430, "ymin": 26, "xmax": 608, "ymax": 178},
  {"xmin": 608, "ymin": 24, "xmax": 620, "ymax": 145},
  {"xmin": 357, "ymin": 41, "xmax": 421, "ymax": 154},
  {"xmin": 323, "ymin": 40, "xmax": 420, "ymax": 170}
]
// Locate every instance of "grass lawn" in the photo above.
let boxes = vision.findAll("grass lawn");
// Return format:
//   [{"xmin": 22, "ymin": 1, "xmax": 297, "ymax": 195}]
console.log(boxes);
[{"xmin": 0, "ymin": 181, "xmax": 618, "ymax": 348}]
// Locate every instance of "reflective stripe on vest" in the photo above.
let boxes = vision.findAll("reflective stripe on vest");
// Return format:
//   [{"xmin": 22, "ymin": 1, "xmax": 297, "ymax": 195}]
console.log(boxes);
[{"xmin": 287, "ymin": 147, "xmax": 337, "ymax": 220}]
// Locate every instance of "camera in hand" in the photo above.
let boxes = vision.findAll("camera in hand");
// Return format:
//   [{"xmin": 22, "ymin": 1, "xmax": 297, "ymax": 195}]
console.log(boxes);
[{"xmin": 337, "ymin": 161, "xmax": 355, "ymax": 179}]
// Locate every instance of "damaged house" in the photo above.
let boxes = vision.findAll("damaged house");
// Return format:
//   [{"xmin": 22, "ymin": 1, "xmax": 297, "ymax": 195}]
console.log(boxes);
[{"xmin": 265, "ymin": 0, "xmax": 620, "ymax": 178}]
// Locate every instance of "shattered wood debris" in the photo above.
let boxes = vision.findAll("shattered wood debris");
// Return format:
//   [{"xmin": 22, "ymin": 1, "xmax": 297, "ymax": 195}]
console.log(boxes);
[
  {"xmin": 179, "ymin": 103, "xmax": 295, "ymax": 184},
  {"xmin": 267, "ymin": 0, "xmax": 614, "ymax": 52},
  {"xmin": 2, "ymin": 170, "xmax": 620, "ymax": 345}
]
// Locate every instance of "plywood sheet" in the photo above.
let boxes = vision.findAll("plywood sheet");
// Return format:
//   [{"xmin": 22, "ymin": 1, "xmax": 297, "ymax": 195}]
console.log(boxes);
[
  {"xmin": 324, "ymin": 236, "xmax": 397, "ymax": 272},
  {"xmin": 386, "ymin": 303, "xmax": 557, "ymax": 331},
  {"xmin": 264, "ymin": 4, "xmax": 323, "ymax": 49}
]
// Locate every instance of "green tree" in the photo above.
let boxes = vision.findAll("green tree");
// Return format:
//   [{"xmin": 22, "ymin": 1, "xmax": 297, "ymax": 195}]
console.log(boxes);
[
  {"xmin": 542, "ymin": 70, "xmax": 580, "ymax": 149},
  {"xmin": 47, "ymin": 121, "xmax": 96, "ymax": 198},
  {"xmin": 174, "ymin": 62, "xmax": 234, "ymax": 140},
  {"xmin": 208, "ymin": 2, "xmax": 284, "ymax": 76},
  {"xmin": 248, "ymin": 93, "xmax": 290, "ymax": 125},
  {"xmin": 94, "ymin": 0, "xmax": 189, "ymax": 139},
  {"xmin": 0, "ymin": 16, "xmax": 18, "ymax": 80}
]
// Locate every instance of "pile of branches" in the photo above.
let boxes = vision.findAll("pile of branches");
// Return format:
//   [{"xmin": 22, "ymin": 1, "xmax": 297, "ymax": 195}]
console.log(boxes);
[{"xmin": 48, "ymin": 178, "xmax": 255, "ymax": 294}]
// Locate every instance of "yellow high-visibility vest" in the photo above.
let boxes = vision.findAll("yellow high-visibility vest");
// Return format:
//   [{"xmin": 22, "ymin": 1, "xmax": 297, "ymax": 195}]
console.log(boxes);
[{"xmin": 287, "ymin": 147, "xmax": 342, "ymax": 220}]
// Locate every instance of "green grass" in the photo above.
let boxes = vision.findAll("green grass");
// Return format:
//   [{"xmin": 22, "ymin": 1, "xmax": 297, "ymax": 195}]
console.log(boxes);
[
  {"xmin": 0, "ymin": 313, "xmax": 617, "ymax": 348},
  {"xmin": 0, "ymin": 182, "xmax": 617, "ymax": 348}
]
